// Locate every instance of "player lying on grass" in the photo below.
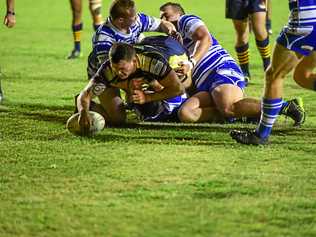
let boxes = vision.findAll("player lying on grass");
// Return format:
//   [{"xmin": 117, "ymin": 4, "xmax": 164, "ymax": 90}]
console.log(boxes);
[
  {"xmin": 76, "ymin": 36, "xmax": 187, "ymax": 132},
  {"xmin": 159, "ymin": 2, "xmax": 305, "ymax": 125}
]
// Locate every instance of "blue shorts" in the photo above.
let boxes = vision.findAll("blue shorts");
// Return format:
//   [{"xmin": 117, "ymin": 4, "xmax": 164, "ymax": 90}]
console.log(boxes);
[
  {"xmin": 277, "ymin": 25, "xmax": 316, "ymax": 56},
  {"xmin": 195, "ymin": 61, "xmax": 246, "ymax": 93}
]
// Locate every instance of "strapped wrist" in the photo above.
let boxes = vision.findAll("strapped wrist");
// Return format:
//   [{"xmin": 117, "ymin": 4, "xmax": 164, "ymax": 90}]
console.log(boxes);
[{"xmin": 7, "ymin": 10, "xmax": 15, "ymax": 15}]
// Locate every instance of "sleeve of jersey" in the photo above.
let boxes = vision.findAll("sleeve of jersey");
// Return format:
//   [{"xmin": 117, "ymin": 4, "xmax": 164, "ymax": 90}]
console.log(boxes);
[
  {"xmin": 179, "ymin": 15, "xmax": 206, "ymax": 38},
  {"xmin": 90, "ymin": 62, "xmax": 111, "ymax": 96},
  {"xmin": 93, "ymin": 32, "xmax": 116, "ymax": 63},
  {"xmin": 138, "ymin": 13, "xmax": 161, "ymax": 32}
]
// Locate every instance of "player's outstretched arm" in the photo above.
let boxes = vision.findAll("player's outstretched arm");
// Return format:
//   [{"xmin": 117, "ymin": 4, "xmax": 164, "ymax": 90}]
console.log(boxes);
[{"xmin": 77, "ymin": 80, "xmax": 97, "ymax": 133}]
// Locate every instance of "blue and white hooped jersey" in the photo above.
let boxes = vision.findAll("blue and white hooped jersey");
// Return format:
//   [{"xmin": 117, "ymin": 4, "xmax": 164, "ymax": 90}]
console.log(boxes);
[
  {"xmin": 288, "ymin": 0, "xmax": 316, "ymax": 27},
  {"xmin": 177, "ymin": 15, "xmax": 236, "ymax": 89},
  {"xmin": 88, "ymin": 13, "xmax": 161, "ymax": 75}
]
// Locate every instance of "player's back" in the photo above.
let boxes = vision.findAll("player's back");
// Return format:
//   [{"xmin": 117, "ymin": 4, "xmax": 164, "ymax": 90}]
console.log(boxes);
[{"xmin": 289, "ymin": 0, "xmax": 316, "ymax": 27}]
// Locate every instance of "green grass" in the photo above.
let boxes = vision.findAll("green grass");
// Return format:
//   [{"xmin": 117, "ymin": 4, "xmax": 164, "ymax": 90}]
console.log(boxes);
[{"xmin": 1, "ymin": 0, "xmax": 316, "ymax": 236}]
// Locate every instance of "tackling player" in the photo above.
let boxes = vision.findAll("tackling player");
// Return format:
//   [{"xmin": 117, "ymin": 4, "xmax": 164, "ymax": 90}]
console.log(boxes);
[
  {"xmin": 159, "ymin": 2, "xmax": 304, "ymax": 125},
  {"xmin": 87, "ymin": 0, "xmax": 179, "ymax": 78}
]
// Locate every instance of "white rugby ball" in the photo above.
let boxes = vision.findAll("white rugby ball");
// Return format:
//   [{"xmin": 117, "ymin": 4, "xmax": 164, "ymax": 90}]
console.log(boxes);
[{"xmin": 66, "ymin": 111, "xmax": 105, "ymax": 136}]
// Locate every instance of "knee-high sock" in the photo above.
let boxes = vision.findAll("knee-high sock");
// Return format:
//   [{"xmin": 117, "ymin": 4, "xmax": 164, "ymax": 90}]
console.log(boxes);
[
  {"xmin": 256, "ymin": 37, "xmax": 271, "ymax": 71},
  {"xmin": 72, "ymin": 23, "xmax": 83, "ymax": 51},
  {"xmin": 256, "ymin": 98, "xmax": 283, "ymax": 139},
  {"xmin": 235, "ymin": 43, "xmax": 250, "ymax": 77}
]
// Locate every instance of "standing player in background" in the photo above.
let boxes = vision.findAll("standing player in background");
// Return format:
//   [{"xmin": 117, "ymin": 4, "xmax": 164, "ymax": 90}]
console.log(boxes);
[
  {"xmin": 159, "ymin": 2, "xmax": 304, "ymax": 125},
  {"xmin": 67, "ymin": 0, "xmax": 103, "ymax": 59},
  {"xmin": 1, "ymin": 0, "xmax": 16, "ymax": 103},
  {"xmin": 225, "ymin": 0, "xmax": 271, "ymax": 84},
  {"xmin": 230, "ymin": 0, "xmax": 316, "ymax": 145}
]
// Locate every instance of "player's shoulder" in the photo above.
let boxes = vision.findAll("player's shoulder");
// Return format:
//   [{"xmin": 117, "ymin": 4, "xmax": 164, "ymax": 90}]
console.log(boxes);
[
  {"xmin": 179, "ymin": 14, "xmax": 203, "ymax": 31},
  {"xmin": 179, "ymin": 14, "xmax": 202, "ymax": 24}
]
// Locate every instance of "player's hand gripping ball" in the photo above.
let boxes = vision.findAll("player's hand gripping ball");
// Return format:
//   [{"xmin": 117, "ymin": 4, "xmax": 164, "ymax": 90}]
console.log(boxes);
[{"xmin": 66, "ymin": 111, "xmax": 105, "ymax": 136}]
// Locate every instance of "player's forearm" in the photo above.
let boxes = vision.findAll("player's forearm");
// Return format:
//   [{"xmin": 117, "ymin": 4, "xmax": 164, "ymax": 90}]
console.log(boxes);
[
  {"xmin": 191, "ymin": 36, "xmax": 211, "ymax": 63},
  {"xmin": 77, "ymin": 90, "xmax": 92, "ymax": 114},
  {"xmin": 145, "ymin": 83, "xmax": 184, "ymax": 103},
  {"xmin": 157, "ymin": 20, "xmax": 177, "ymax": 35}
]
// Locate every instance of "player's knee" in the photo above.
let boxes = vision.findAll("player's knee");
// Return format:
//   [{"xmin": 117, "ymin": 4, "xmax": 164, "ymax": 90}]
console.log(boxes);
[
  {"xmin": 177, "ymin": 106, "xmax": 197, "ymax": 123},
  {"xmin": 89, "ymin": 0, "xmax": 102, "ymax": 15}
]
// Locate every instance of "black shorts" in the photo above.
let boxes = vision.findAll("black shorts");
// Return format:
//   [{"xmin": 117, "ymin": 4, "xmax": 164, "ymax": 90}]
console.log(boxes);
[{"xmin": 225, "ymin": 0, "xmax": 267, "ymax": 20}]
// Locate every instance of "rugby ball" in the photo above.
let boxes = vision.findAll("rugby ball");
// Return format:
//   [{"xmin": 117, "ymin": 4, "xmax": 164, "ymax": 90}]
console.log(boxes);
[{"xmin": 66, "ymin": 111, "xmax": 105, "ymax": 136}]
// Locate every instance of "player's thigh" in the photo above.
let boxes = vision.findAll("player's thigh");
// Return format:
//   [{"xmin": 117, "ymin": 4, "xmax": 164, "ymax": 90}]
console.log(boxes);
[
  {"xmin": 294, "ymin": 51, "xmax": 316, "ymax": 79},
  {"xmin": 268, "ymin": 43, "xmax": 299, "ymax": 81},
  {"xmin": 211, "ymin": 84, "xmax": 244, "ymax": 114},
  {"xmin": 181, "ymin": 91, "xmax": 214, "ymax": 110},
  {"xmin": 251, "ymin": 11, "xmax": 268, "ymax": 40},
  {"xmin": 70, "ymin": 0, "xmax": 82, "ymax": 22},
  {"xmin": 98, "ymin": 87, "xmax": 126, "ymax": 120},
  {"xmin": 70, "ymin": 0, "xmax": 82, "ymax": 13}
]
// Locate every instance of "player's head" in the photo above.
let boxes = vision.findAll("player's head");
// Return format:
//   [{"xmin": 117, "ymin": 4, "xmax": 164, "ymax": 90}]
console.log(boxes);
[
  {"xmin": 110, "ymin": 0, "xmax": 137, "ymax": 28},
  {"xmin": 159, "ymin": 2, "xmax": 185, "ymax": 22},
  {"xmin": 109, "ymin": 43, "xmax": 137, "ymax": 79}
]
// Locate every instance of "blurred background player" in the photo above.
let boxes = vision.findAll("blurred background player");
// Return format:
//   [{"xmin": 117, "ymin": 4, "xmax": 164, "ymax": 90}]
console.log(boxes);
[
  {"xmin": 67, "ymin": 0, "xmax": 103, "ymax": 59},
  {"xmin": 230, "ymin": 0, "xmax": 316, "ymax": 145},
  {"xmin": 1, "ymin": 0, "xmax": 16, "ymax": 103},
  {"xmin": 225, "ymin": 0, "xmax": 271, "ymax": 83}
]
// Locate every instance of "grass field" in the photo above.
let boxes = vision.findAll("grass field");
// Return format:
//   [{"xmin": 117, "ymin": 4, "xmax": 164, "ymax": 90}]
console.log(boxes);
[{"xmin": 1, "ymin": 0, "xmax": 316, "ymax": 236}]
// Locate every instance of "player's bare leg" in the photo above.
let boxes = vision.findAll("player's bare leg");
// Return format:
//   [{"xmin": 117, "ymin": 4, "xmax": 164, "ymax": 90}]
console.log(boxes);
[
  {"xmin": 293, "ymin": 51, "xmax": 316, "ymax": 90},
  {"xmin": 266, "ymin": 0, "xmax": 272, "ymax": 34},
  {"xmin": 89, "ymin": 0, "xmax": 103, "ymax": 31},
  {"xmin": 211, "ymin": 84, "xmax": 261, "ymax": 119},
  {"xmin": 178, "ymin": 91, "xmax": 223, "ymax": 123},
  {"xmin": 98, "ymin": 87, "xmax": 127, "ymax": 126},
  {"xmin": 68, "ymin": 0, "xmax": 83, "ymax": 59},
  {"xmin": 231, "ymin": 44, "xmax": 305, "ymax": 145}
]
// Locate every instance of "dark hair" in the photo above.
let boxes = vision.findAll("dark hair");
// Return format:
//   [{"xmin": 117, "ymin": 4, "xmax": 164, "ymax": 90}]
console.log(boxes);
[
  {"xmin": 159, "ymin": 2, "xmax": 185, "ymax": 15},
  {"xmin": 110, "ymin": 0, "xmax": 135, "ymax": 20},
  {"xmin": 109, "ymin": 43, "xmax": 136, "ymax": 64}
]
